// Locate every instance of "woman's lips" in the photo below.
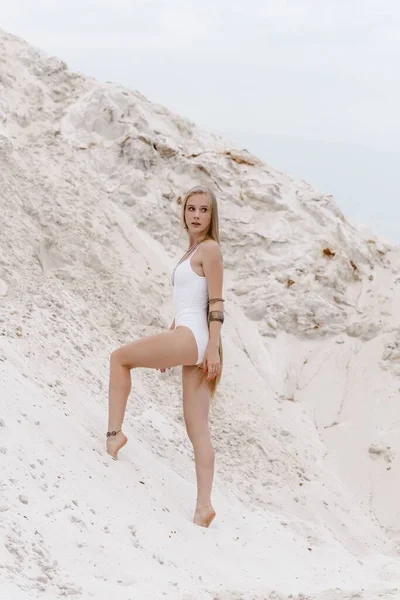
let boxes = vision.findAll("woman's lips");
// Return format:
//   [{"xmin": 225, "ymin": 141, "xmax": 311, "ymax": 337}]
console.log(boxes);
[{"xmin": 192, "ymin": 223, "xmax": 201, "ymax": 227}]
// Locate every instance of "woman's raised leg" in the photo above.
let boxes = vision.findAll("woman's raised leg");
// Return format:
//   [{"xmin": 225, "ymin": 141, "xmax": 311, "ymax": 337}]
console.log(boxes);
[
  {"xmin": 182, "ymin": 365, "xmax": 216, "ymax": 527},
  {"xmin": 107, "ymin": 327, "xmax": 198, "ymax": 459}
]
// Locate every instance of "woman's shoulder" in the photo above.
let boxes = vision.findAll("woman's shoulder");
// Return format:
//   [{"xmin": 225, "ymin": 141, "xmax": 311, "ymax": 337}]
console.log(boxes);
[
  {"xmin": 201, "ymin": 238, "xmax": 222, "ymax": 259},
  {"xmin": 201, "ymin": 238, "xmax": 220, "ymax": 250}
]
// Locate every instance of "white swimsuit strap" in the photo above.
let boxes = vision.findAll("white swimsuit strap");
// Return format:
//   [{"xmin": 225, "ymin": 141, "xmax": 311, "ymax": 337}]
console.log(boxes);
[
  {"xmin": 188, "ymin": 242, "xmax": 202, "ymax": 260},
  {"xmin": 172, "ymin": 242, "xmax": 203, "ymax": 285}
]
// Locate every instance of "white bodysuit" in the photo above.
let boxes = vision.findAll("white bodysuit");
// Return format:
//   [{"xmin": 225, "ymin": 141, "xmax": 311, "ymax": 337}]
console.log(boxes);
[{"xmin": 172, "ymin": 244, "xmax": 209, "ymax": 365}]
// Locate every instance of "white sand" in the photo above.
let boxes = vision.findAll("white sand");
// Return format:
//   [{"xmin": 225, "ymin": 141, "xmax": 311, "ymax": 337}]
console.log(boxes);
[{"xmin": 1, "ymin": 28, "xmax": 400, "ymax": 599}]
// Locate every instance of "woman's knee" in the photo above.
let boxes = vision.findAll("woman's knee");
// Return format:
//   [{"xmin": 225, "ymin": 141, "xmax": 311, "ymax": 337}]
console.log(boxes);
[
  {"xmin": 110, "ymin": 347, "xmax": 132, "ymax": 369},
  {"xmin": 184, "ymin": 418, "xmax": 195, "ymax": 441},
  {"xmin": 184, "ymin": 411, "xmax": 195, "ymax": 439},
  {"xmin": 184, "ymin": 414, "xmax": 208, "ymax": 443}
]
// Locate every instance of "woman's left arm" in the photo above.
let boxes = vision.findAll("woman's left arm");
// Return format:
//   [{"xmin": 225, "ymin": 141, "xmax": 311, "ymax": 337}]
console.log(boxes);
[{"xmin": 202, "ymin": 242, "xmax": 224, "ymax": 378}]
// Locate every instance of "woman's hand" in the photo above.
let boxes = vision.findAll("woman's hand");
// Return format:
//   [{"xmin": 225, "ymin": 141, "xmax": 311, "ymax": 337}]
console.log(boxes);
[{"xmin": 203, "ymin": 344, "xmax": 220, "ymax": 380}]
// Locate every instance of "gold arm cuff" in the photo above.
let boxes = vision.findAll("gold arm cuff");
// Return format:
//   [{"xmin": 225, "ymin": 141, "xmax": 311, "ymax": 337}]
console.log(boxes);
[{"xmin": 208, "ymin": 310, "xmax": 224, "ymax": 324}]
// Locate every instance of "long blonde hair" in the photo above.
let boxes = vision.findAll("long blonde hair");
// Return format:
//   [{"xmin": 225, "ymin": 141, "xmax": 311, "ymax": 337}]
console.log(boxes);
[{"xmin": 178, "ymin": 186, "xmax": 223, "ymax": 397}]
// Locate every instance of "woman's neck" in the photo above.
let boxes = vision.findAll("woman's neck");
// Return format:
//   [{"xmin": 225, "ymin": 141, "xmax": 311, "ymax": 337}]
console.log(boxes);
[{"xmin": 188, "ymin": 234, "xmax": 209, "ymax": 247}]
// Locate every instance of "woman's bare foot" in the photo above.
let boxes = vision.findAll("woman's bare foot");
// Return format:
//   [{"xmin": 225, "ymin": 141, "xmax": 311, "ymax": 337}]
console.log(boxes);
[
  {"xmin": 106, "ymin": 430, "xmax": 128, "ymax": 460},
  {"xmin": 193, "ymin": 504, "xmax": 216, "ymax": 528}
]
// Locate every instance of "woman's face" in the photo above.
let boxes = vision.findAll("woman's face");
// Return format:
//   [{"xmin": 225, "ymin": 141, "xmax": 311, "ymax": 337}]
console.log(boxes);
[{"xmin": 185, "ymin": 193, "xmax": 211, "ymax": 237}]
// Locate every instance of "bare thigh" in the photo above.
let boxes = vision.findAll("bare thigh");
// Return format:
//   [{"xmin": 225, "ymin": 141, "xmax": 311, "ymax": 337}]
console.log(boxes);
[
  {"xmin": 114, "ymin": 326, "xmax": 198, "ymax": 369},
  {"xmin": 182, "ymin": 365, "xmax": 210, "ymax": 432}
]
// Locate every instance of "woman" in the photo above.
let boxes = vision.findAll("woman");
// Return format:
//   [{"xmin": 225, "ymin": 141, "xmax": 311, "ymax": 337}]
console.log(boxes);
[{"xmin": 106, "ymin": 185, "xmax": 224, "ymax": 528}]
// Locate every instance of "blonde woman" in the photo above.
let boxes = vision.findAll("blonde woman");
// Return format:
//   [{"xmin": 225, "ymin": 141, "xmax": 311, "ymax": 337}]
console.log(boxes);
[{"xmin": 106, "ymin": 185, "xmax": 224, "ymax": 527}]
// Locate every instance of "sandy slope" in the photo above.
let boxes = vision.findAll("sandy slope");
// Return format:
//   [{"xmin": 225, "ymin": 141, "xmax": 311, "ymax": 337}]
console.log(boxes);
[{"xmin": 1, "ymin": 28, "xmax": 400, "ymax": 599}]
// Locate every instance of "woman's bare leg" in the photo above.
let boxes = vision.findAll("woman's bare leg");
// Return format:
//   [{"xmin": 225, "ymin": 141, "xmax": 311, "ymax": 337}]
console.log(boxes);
[
  {"xmin": 107, "ymin": 327, "xmax": 198, "ymax": 459},
  {"xmin": 106, "ymin": 354, "xmax": 130, "ymax": 458},
  {"xmin": 182, "ymin": 365, "xmax": 216, "ymax": 527}
]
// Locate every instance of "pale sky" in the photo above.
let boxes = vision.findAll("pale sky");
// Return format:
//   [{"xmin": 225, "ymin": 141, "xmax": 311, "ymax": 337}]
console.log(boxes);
[{"xmin": 2, "ymin": 0, "xmax": 399, "ymax": 241}]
